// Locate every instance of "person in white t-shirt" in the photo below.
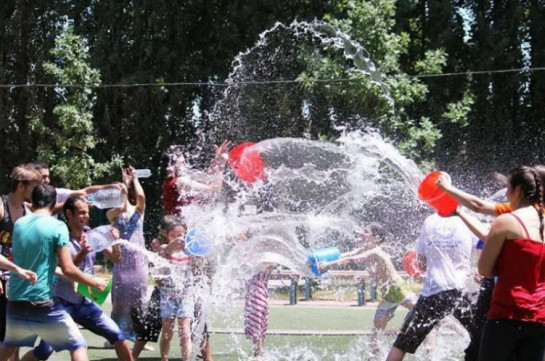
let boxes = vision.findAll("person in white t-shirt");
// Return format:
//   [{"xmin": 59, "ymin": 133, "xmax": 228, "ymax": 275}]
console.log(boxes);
[
  {"xmin": 30, "ymin": 162, "xmax": 123, "ymax": 214},
  {"xmin": 385, "ymin": 213, "xmax": 480, "ymax": 361}
]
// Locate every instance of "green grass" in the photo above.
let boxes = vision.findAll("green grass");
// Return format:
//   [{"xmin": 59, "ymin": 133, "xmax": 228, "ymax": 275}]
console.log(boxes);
[{"xmin": 17, "ymin": 302, "xmax": 465, "ymax": 360}]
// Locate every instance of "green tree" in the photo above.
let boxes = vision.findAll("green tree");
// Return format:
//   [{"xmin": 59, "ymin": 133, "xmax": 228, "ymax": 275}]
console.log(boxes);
[{"xmin": 29, "ymin": 26, "xmax": 121, "ymax": 189}]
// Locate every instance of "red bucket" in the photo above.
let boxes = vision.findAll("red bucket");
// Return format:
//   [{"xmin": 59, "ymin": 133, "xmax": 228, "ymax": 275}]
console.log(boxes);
[
  {"xmin": 228, "ymin": 142, "xmax": 266, "ymax": 185},
  {"xmin": 418, "ymin": 171, "xmax": 459, "ymax": 216},
  {"xmin": 402, "ymin": 250, "xmax": 424, "ymax": 278}
]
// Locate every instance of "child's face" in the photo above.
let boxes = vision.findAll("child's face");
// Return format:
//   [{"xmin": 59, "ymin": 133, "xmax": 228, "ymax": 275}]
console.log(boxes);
[{"xmin": 166, "ymin": 226, "xmax": 186, "ymax": 244}]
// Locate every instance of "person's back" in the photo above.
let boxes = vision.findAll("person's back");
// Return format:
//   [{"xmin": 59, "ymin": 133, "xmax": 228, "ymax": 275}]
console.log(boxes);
[
  {"xmin": 9, "ymin": 214, "xmax": 68, "ymax": 301},
  {"xmin": 490, "ymin": 223, "xmax": 545, "ymax": 322},
  {"xmin": 416, "ymin": 213, "xmax": 476, "ymax": 297}
]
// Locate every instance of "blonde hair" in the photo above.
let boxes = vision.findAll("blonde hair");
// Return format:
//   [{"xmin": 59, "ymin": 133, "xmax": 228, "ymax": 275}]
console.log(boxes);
[{"xmin": 10, "ymin": 165, "xmax": 42, "ymax": 192}]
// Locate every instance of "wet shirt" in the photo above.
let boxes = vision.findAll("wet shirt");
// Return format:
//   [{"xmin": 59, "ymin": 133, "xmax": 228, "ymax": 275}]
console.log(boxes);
[
  {"xmin": 9, "ymin": 214, "xmax": 70, "ymax": 301},
  {"xmin": 54, "ymin": 229, "xmax": 96, "ymax": 304},
  {"xmin": 162, "ymin": 177, "xmax": 198, "ymax": 217},
  {"xmin": 416, "ymin": 214, "xmax": 477, "ymax": 296}
]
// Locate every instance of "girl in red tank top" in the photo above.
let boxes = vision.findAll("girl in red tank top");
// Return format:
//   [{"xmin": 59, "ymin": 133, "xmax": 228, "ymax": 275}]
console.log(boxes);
[{"xmin": 478, "ymin": 165, "xmax": 545, "ymax": 361}]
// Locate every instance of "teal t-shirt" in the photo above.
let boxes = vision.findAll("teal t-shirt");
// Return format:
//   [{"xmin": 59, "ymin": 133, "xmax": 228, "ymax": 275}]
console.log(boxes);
[{"xmin": 9, "ymin": 214, "xmax": 70, "ymax": 301}]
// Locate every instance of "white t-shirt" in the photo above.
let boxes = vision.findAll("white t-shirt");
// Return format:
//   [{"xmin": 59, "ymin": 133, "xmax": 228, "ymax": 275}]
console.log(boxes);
[
  {"xmin": 416, "ymin": 214, "xmax": 477, "ymax": 297},
  {"xmin": 55, "ymin": 188, "xmax": 73, "ymax": 204}
]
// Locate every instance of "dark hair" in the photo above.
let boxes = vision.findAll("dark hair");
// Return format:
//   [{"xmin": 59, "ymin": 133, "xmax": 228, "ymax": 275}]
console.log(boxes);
[
  {"xmin": 29, "ymin": 161, "xmax": 49, "ymax": 171},
  {"xmin": 10, "ymin": 165, "xmax": 42, "ymax": 192},
  {"xmin": 161, "ymin": 145, "xmax": 185, "ymax": 173},
  {"xmin": 31, "ymin": 184, "xmax": 57, "ymax": 210},
  {"xmin": 62, "ymin": 196, "xmax": 87, "ymax": 219},
  {"xmin": 367, "ymin": 222, "xmax": 387, "ymax": 241},
  {"xmin": 159, "ymin": 215, "xmax": 186, "ymax": 232},
  {"xmin": 509, "ymin": 165, "xmax": 544, "ymax": 239}
]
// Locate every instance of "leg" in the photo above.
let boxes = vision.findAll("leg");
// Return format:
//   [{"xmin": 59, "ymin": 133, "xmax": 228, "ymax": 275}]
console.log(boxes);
[
  {"xmin": 253, "ymin": 337, "xmax": 265, "ymax": 358},
  {"xmin": 178, "ymin": 317, "xmax": 192, "ymax": 361},
  {"xmin": 160, "ymin": 319, "xmax": 174, "ymax": 361},
  {"xmin": 21, "ymin": 339, "xmax": 53, "ymax": 361},
  {"xmin": 385, "ymin": 346, "xmax": 406, "ymax": 361},
  {"xmin": 386, "ymin": 290, "xmax": 459, "ymax": 359},
  {"xmin": 370, "ymin": 301, "xmax": 396, "ymax": 359},
  {"xmin": 0, "ymin": 347, "xmax": 18, "ymax": 361},
  {"xmin": 69, "ymin": 347, "xmax": 89, "ymax": 361},
  {"xmin": 113, "ymin": 340, "xmax": 134, "ymax": 361},
  {"xmin": 131, "ymin": 341, "xmax": 146, "ymax": 361},
  {"xmin": 200, "ymin": 337, "xmax": 214, "ymax": 361}
]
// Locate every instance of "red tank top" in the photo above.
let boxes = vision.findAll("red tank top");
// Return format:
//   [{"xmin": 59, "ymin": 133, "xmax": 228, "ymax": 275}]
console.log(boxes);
[
  {"xmin": 488, "ymin": 214, "xmax": 545, "ymax": 324},
  {"xmin": 162, "ymin": 177, "xmax": 198, "ymax": 216}
]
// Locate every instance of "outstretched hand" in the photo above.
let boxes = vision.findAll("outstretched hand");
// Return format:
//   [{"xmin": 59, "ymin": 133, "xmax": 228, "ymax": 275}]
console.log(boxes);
[
  {"xmin": 214, "ymin": 140, "xmax": 231, "ymax": 161},
  {"xmin": 17, "ymin": 268, "xmax": 37, "ymax": 285}
]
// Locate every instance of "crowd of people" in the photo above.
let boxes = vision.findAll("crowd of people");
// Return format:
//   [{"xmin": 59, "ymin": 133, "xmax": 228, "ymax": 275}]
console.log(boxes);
[{"xmin": 0, "ymin": 143, "xmax": 544, "ymax": 361}]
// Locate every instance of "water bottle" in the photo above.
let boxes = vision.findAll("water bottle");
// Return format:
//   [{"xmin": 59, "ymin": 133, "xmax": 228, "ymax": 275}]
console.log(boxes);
[
  {"xmin": 87, "ymin": 189, "xmax": 125, "ymax": 209},
  {"xmin": 133, "ymin": 169, "xmax": 152, "ymax": 178},
  {"xmin": 85, "ymin": 225, "xmax": 116, "ymax": 252}
]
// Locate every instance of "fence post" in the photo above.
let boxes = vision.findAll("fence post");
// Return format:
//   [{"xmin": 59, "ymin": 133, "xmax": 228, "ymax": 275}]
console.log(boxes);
[
  {"xmin": 289, "ymin": 277, "xmax": 298, "ymax": 305},
  {"xmin": 357, "ymin": 278, "xmax": 366, "ymax": 306},
  {"xmin": 304, "ymin": 277, "xmax": 312, "ymax": 301},
  {"xmin": 370, "ymin": 279, "xmax": 377, "ymax": 302}
]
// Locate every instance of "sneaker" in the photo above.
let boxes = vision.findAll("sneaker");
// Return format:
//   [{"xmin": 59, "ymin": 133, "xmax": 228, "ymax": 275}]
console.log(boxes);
[{"xmin": 143, "ymin": 344, "xmax": 155, "ymax": 351}]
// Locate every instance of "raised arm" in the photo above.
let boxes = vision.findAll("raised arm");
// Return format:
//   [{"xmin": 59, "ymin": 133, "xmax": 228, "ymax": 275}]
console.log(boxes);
[
  {"xmin": 128, "ymin": 167, "xmax": 146, "ymax": 215},
  {"xmin": 436, "ymin": 174, "xmax": 498, "ymax": 216},
  {"xmin": 207, "ymin": 140, "xmax": 231, "ymax": 174}
]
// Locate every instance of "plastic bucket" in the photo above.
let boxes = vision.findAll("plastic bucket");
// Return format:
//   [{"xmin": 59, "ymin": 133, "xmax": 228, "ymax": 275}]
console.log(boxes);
[
  {"xmin": 418, "ymin": 171, "xmax": 459, "ymax": 216},
  {"xmin": 228, "ymin": 142, "xmax": 266, "ymax": 185},
  {"xmin": 402, "ymin": 251, "xmax": 424, "ymax": 278},
  {"xmin": 307, "ymin": 247, "xmax": 341, "ymax": 277},
  {"xmin": 184, "ymin": 228, "xmax": 213, "ymax": 257},
  {"xmin": 77, "ymin": 278, "xmax": 112, "ymax": 305}
]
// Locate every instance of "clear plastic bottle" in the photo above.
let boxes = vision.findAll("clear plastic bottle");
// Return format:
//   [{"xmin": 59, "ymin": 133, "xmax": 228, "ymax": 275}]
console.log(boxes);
[
  {"xmin": 85, "ymin": 225, "xmax": 115, "ymax": 252},
  {"xmin": 133, "ymin": 169, "xmax": 152, "ymax": 178},
  {"xmin": 87, "ymin": 189, "xmax": 125, "ymax": 209}
]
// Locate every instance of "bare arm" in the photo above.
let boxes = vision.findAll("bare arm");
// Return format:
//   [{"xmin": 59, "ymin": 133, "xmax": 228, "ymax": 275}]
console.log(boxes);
[
  {"xmin": 436, "ymin": 174, "xmax": 497, "ymax": 216},
  {"xmin": 478, "ymin": 215, "xmax": 510, "ymax": 277},
  {"xmin": 458, "ymin": 210, "xmax": 490, "ymax": 241},
  {"xmin": 57, "ymin": 246, "xmax": 107, "ymax": 291},
  {"xmin": 103, "ymin": 245, "xmax": 122, "ymax": 264},
  {"xmin": 0, "ymin": 255, "xmax": 37, "ymax": 284}
]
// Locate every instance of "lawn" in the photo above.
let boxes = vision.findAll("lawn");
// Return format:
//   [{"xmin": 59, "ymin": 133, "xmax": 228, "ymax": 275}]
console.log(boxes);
[{"xmin": 17, "ymin": 300, "xmax": 469, "ymax": 360}]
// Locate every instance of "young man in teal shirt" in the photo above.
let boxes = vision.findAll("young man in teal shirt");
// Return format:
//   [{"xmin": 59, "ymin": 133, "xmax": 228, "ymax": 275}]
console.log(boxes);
[{"xmin": 0, "ymin": 184, "xmax": 107, "ymax": 361}]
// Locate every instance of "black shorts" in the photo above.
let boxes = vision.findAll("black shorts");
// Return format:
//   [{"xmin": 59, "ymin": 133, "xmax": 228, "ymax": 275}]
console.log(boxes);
[
  {"xmin": 394, "ymin": 289, "xmax": 477, "ymax": 354},
  {"xmin": 132, "ymin": 286, "xmax": 162, "ymax": 342}
]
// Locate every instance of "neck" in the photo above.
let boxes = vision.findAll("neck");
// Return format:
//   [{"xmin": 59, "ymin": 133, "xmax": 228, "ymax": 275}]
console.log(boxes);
[
  {"xmin": 69, "ymin": 226, "xmax": 84, "ymax": 240},
  {"xmin": 33, "ymin": 207, "xmax": 52, "ymax": 216},
  {"xmin": 7, "ymin": 192, "xmax": 24, "ymax": 206}
]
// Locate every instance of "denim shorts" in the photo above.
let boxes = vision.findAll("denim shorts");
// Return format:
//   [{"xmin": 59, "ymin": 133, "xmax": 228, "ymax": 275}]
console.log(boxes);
[
  {"xmin": 160, "ymin": 288, "xmax": 194, "ymax": 320},
  {"xmin": 33, "ymin": 299, "xmax": 125, "ymax": 360},
  {"xmin": 3, "ymin": 300, "xmax": 86, "ymax": 351}
]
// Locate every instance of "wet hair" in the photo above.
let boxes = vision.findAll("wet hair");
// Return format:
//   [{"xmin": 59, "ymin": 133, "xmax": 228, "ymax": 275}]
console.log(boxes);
[
  {"xmin": 159, "ymin": 215, "xmax": 186, "ymax": 233},
  {"xmin": 10, "ymin": 165, "xmax": 42, "ymax": 192},
  {"xmin": 161, "ymin": 145, "xmax": 185, "ymax": 171},
  {"xmin": 31, "ymin": 184, "xmax": 57, "ymax": 210},
  {"xmin": 367, "ymin": 222, "xmax": 387, "ymax": 241},
  {"xmin": 29, "ymin": 161, "xmax": 49, "ymax": 171},
  {"xmin": 63, "ymin": 196, "xmax": 87, "ymax": 219},
  {"xmin": 508, "ymin": 165, "xmax": 544, "ymax": 239}
]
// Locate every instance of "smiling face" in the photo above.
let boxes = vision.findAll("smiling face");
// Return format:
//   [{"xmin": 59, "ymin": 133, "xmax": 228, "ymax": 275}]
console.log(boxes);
[
  {"xmin": 38, "ymin": 168, "xmax": 51, "ymax": 184},
  {"xmin": 66, "ymin": 200, "xmax": 90, "ymax": 233}
]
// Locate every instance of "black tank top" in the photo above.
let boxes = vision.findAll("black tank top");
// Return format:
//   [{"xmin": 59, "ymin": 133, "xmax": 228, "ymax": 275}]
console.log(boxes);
[{"xmin": 0, "ymin": 195, "xmax": 26, "ymax": 277}]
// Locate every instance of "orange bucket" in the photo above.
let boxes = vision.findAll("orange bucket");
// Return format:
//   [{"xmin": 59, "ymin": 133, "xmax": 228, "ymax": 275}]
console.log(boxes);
[{"xmin": 418, "ymin": 171, "xmax": 459, "ymax": 216}]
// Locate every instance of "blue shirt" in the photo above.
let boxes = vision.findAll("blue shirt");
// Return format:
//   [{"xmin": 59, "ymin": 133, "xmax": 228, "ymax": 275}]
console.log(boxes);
[
  {"xmin": 9, "ymin": 214, "xmax": 70, "ymax": 301},
  {"xmin": 55, "ymin": 228, "xmax": 95, "ymax": 304}
]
